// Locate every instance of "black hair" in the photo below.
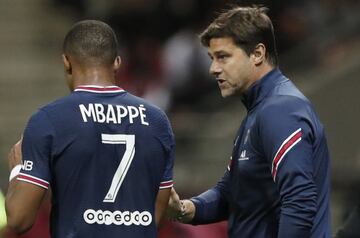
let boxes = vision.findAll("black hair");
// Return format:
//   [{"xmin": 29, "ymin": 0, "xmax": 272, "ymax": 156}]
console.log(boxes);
[
  {"xmin": 63, "ymin": 20, "xmax": 118, "ymax": 66},
  {"xmin": 200, "ymin": 6, "xmax": 278, "ymax": 66}
]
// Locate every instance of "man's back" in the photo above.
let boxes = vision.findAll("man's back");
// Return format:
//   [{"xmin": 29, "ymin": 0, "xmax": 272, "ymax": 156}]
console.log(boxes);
[{"xmin": 18, "ymin": 86, "xmax": 174, "ymax": 238}]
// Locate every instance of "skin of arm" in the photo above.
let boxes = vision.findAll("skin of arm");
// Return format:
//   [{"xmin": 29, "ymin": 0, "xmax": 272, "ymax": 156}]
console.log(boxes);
[
  {"xmin": 155, "ymin": 188, "xmax": 172, "ymax": 227},
  {"xmin": 5, "ymin": 140, "xmax": 47, "ymax": 234}
]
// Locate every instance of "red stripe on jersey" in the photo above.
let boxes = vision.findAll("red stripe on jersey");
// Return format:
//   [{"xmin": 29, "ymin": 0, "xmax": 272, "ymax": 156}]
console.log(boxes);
[
  {"xmin": 17, "ymin": 173, "xmax": 49, "ymax": 189},
  {"xmin": 159, "ymin": 180, "xmax": 173, "ymax": 189},
  {"xmin": 271, "ymin": 129, "xmax": 302, "ymax": 180},
  {"xmin": 75, "ymin": 85, "xmax": 124, "ymax": 92}
]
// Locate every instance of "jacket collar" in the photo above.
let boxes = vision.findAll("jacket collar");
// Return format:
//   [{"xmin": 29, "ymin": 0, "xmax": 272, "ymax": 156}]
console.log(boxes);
[{"xmin": 241, "ymin": 68, "xmax": 288, "ymax": 111}]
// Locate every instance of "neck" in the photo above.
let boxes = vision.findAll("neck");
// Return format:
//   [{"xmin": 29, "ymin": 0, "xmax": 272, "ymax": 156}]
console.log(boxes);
[
  {"xmin": 248, "ymin": 63, "xmax": 275, "ymax": 89},
  {"xmin": 72, "ymin": 67, "xmax": 115, "ymax": 89},
  {"xmin": 255, "ymin": 63, "xmax": 275, "ymax": 82},
  {"xmin": 239, "ymin": 63, "xmax": 275, "ymax": 96}
]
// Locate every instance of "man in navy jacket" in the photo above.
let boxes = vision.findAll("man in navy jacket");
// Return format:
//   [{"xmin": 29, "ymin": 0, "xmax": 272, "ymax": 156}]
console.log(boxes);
[{"xmin": 168, "ymin": 6, "xmax": 331, "ymax": 238}]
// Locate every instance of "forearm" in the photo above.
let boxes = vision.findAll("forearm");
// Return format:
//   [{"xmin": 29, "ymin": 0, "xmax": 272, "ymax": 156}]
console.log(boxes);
[
  {"xmin": 277, "ymin": 182, "xmax": 317, "ymax": 238},
  {"xmin": 278, "ymin": 213, "xmax": 313, "ymax": 238},
  {"xmin": 5, "ymin": 180, "xmax": 46, "ymax": 234},
  {"xmin": 190, "ymin": 187, "xmax": 229, "ymax": 225},
  {"xmin": 190, "ymin": 170, "xmax": 230, "ymax": 225},
  {"xmin": 6, "ymin": 180, "xmax": 34, "ymax": 234},
  {"xmin": 155, "ymin": 188, "xmax": 171, "ymax": 227}
]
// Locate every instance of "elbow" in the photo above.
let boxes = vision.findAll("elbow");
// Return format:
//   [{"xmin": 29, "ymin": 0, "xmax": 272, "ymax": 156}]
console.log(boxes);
[
  {"xmin": 6, "ymin": 208, "xmax": 34, "ymax": 234},
  {"xmin": 281, "ymin": 195, "xmax": 317, "ymax": 227}
]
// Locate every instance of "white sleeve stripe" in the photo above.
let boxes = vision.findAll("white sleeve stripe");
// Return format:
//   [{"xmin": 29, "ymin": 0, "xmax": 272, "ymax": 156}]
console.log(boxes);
[
  {"xmin": 17, "ymin": 178, "xmax": 49, "ymax": 189},
  {"xmin": 160, "ymin": 180, "xmax": 173, "ymax": 184},
  {"xmin": 159, "ymin": 184, "xmax": 173, "ymax": 189},
  {"xmin": 271, "ymin": 128, "xmax": 302, "ymax": 173},
  {"xmin": 272, "ymin": 137, "xmax": 302, "ymax": 181}
]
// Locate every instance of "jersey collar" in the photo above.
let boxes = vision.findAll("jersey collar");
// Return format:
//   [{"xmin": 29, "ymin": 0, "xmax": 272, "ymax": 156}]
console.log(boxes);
[
  {"xmin": 241, "ymin": 68, "xmax": 288, "ymax": 111},
  {"xmin": 74, "ymin": 85, "xmax": 125, "ymax": 93}
]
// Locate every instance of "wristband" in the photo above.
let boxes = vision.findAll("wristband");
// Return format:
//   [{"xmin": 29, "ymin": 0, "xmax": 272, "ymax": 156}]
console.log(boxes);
[{"xmin": 9, "ymin": 164, "xmax": 22, "ymax": 182}]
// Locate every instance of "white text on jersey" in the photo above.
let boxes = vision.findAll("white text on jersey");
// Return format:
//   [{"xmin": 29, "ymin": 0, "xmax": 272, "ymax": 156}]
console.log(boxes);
[
  {"xmin": 83, "ymin": 209, "xmax": 152, "ymax": 226},
  {"xmin": 22, "ymin": 160, "xmax": 34, "ymax": 171},
  {"xmin": 79, "ymin": 103, "xmax": 149, "ymax": 126}
]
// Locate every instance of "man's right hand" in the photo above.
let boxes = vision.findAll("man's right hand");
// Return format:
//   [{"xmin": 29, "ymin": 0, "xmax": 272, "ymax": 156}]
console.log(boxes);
[
  {"xmin": 165, "ymin": 187, "xmax": 195, "ymax": 223},
  {"xmin": 178, "ymin": 199, "xmax": 195, "ymax": 223}
]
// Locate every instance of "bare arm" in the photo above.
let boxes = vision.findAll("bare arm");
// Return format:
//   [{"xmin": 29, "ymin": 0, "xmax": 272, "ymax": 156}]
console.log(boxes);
[
  {"xmin": 5, "ymin": 140, "xmax": 47, "ymax": 234},
  {"xmin": 155, "ymin": 188, "xmax": 171, "ymax": 227}
]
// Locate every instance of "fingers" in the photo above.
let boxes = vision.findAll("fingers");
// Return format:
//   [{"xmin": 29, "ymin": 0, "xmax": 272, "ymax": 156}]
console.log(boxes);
[
  {"xmin": 165, "ymin": 188, "xmax": 195, "ymax": 223},
  {"xmin": 173, "ymin": 199, "xmax": 195, "ymax": 223},
  {"xmin": 165, "ymin": 188, "xmax": 183, "ymax": 219},
  {"xmin": 7, "ymin": 138, "xmax": 23, "ymax": 171}
]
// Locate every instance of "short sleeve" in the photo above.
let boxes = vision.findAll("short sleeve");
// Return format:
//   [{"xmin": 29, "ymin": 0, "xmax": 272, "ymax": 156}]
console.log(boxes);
[
  {"xmin": 17, "ymin": 109, "xmax": 55, "ymax": 189},
  {"xmin": 157, "ymin": 112, "xmax": 175, "ymax": 190}
]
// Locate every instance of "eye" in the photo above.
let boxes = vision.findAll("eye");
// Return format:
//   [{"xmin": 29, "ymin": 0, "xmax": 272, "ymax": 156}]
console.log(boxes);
[{"xmin": 217, "ymin": 54, "xmax": 229, "ymax": 61}]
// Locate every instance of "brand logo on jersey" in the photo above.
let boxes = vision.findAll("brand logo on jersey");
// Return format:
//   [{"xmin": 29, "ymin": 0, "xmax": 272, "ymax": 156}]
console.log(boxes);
[
  {"xmin": 238, "ymin": 150, "xmax": 249, "ymax": 161},
  {"xmin": 83, "ymin": 209, "xmax": 152, "ymax": 226},
  {"xmin": 234, "ymin": 136, "xmax": 239, "ymax": 146},
  {"xmin": 22, "ymin": 160, "xmax": 33, "ymax": 171},
  {"xmin": 243, "ymin": 129, "xmax": 250, "ymax": 144}
]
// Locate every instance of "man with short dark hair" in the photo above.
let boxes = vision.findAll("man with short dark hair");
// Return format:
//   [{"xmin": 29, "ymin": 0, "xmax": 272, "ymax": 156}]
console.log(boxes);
[
  {"xmin": 6, "ymin": 20, "xmax": 175, "ymax": 238},
  {"xmin": 167, "ymin": 6, "xmax": 331, "ymax": 238}
]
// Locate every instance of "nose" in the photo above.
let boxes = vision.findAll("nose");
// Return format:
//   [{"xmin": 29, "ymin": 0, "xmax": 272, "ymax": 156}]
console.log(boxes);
[{"xmin": 209, "ymin": 60, "xmax": 222, "ymax": 77}]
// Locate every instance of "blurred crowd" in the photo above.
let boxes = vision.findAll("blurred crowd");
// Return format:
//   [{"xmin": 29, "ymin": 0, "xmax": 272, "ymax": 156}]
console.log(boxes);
[{"xmin": 51, "ymin": 0, "xmax": 360, "ymax": 112}]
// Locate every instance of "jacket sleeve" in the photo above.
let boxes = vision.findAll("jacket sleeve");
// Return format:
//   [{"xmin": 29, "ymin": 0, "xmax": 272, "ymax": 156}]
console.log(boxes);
[
  {"xmin": 190, "ymin": 169, "xmax": 230, "ymax": 225},
  {"xmin": 257, "ymin": 96, "xmax": 318, "ymax": 238}
]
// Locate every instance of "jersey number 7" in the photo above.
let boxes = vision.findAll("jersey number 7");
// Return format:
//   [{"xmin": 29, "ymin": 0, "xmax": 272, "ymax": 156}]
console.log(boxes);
[{"xmin": 101, "ymin": 134, "xmax": 135, "ymax": 203}]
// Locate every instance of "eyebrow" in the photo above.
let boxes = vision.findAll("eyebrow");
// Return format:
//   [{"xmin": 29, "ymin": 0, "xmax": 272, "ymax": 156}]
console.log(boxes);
[
  {"xmin": 208, "ymin": 50, "xmax": 231, "ymax": 59},
  {"xmin": 213, "ymin": 51, "xmax": 231, "ymax": 57}
]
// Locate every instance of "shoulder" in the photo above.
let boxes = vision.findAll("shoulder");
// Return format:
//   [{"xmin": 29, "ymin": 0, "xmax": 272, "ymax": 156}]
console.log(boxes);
[
  {"xmin": 38, "ymin": 94, "xmax": 76, "ymax": 112},
  {"xmin": 259, "ymin": 83, "xmax": 314, "ymax": 118},
  {"xmin": 128, "ymin": 93, "xmax": 164, "ymax": 112},
  {"xmin": 27, "ymin": 94, "xmax": 79, "ymax": 128},
  {"xmin": 263, "ymin": 95, "xmax": 309, "ymax": 113},
  {"xmin": 255, "ymin": 94, "xmax": 318, "ymax": 134}
]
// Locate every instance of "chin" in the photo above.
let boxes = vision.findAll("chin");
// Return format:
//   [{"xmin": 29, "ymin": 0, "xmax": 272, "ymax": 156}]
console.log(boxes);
[{"xmin": 220, "ymin": 90, "xmax": 234, "ymax": 98}]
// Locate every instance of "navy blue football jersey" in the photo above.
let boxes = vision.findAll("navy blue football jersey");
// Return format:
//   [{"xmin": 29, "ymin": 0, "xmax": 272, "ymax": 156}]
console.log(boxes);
[{"xmin": 18, "ymin": 85, "xmax": 175, "ymax": 238}]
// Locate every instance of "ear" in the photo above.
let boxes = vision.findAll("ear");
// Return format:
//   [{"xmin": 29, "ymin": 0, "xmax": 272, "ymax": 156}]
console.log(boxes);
[
  {"xmin": 113, "ymin": 56, "xmax": 122, "ymax": 72},
  {"xmin": 62, "ymin": 54, "xmax": 72, "ymax": 75},
  {"xmin": 251, "ymin": 43, "xmax": 266, "ymax": 66}
]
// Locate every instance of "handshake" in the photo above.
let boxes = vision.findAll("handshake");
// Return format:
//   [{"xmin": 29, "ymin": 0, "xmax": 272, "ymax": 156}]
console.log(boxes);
[{"xmin": 165, "ymin": 188, "xmax": 196, "ymax": 223}]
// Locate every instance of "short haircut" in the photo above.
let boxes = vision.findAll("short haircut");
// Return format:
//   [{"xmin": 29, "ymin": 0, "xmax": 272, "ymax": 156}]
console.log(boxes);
[
  {"xmin": 200, "ymin": 6, "xmax": 278, "ymax": 66},
  {"xmin": 63, "ymin": 20, "xmax": 118, "ymax": 66}
]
